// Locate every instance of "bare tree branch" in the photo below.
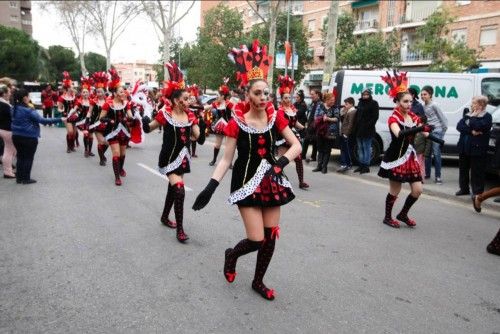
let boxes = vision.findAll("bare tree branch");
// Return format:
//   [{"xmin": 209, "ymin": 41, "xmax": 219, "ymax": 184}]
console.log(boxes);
[{"xmin": 246, "ymin": 0, "xmax": 267, "ymax": 24}]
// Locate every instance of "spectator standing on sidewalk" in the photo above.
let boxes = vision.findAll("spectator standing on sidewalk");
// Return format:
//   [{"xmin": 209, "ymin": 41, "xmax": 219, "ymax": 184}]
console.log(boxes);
[
  {"xmin": 456, "ymin": 96, "xmax": 492, "ymax": 196},
  {"xmin": 421, "ymin": 86, "xmax": 448, "ymax": 184},
  {"xmin": 353, "ymin": 89, "xmax": 379, "ymax": 174},
  {"xmin": 0, "ymin": 85, "xmax": 16, "ymax": 178},
  {"xmin": 302, "ymin": 89, "xmax": 322, "ymax": 162},
  {"xmin": 313, "ymin": 92, "xmax": 339, "ymax": 173},
  {"xmin": 337, "ymin": 97, "xmax": 356, "ymax": 173},
  {"xmin": 294, "ymin": 90, "xmax": 308, "ymax": 137},
  {"xmin": 11, "ymin": 89, "xmax": 64, "ymax": 184}
]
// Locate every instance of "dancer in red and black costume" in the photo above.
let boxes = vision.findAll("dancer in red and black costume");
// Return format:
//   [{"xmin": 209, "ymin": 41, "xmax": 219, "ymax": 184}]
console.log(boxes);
[
  {"xmin": 193, "ymin": 41, "xmax": 301, "ymax": 301},
  {"xmin": 209, "ymin": 78, "xmax": 233, "ymax": 166},
  {"xmin": 99, "ymin": 69, "xmax": 134, "ymax": 186},
  {"xmin": 142, "ymin": 61, "xmax": 200, "ymax": 243},
  {"xmin": 74, "ymin": 76, "xmax": 94, "ymax": 157},
  {"xmin": 378, "ymin": 71, "xmax": 443, "ymax": 228},
  {"xmin": 186, "ymin": 84, "xmax": 205, "ymax": 158},
  {"xmin": 90, "ymin": 72, "xmax": 110, "ymax": 166},
  {"xmin": 57, "ymin": 72, "xmax": 77, "ymax": 153},
  {"xmin": 275, "ymin": 75, "xmax": 309, "ymax": 189}
]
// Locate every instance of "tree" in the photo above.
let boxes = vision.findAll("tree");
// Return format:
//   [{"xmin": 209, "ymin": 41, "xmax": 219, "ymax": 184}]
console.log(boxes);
[
  {"xmin": 248, "ymin": 13, "xmax": 312, "ymax": 86},
  {"xmin": 338, "ymin": 32, "xmax": 400, "ymax": 70},
  {"xmin": 82, "ymin": 1, "xmax": 141, "ymax": 70},
  {"xmin": 247, "ymin": 0, "xmax": 282, "ymax": 90},
  {"xmin": 321, "ymin": 0, "xmax": 339, "ymax": 88},
  {"xmin": 182, "ymin": 4, "xmax": 244, "ymax": 90},
  {"xmin": 415, "ymin": 8, "xmax": 481, "ymax": 72},
  {"xmin": 84, "ymin": 52, "xmax": 107, "ymax": 74},
  {"xmin": 46, "ymin": 45, "xmax": 79, "ymax": 82},
  {"xmin": 39, "ymin": 1, "xmax": 89, "ymax": 75},
  {"xmin": 0, "ymin": 25, "xmax": 41, "ymax": 81},
  {"xmin": 140, "ymin": 0, "xmax": 195, "ymax": 80}
]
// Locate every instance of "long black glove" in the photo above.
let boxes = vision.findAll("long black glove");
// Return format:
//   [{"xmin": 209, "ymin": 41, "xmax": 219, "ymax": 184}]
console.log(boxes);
[
  {"xmin": 142, "ymin": 116, "xmax": 151, "ymax": 133},
  {"xmin": 192, "ymin": 178, "xmax": 219, "ymax": 210},
  {"xmin": 197, "ymin": 118, "xmax": 206, "ymax": 145},
  {"xmin": 399, "ymin": 125, "xmax": 433, "ymax": 138},
  {"xmin": 265, "ymin": 156, "xmax": 290, "ymax": 183},
  {"xmin": 428, "ymin": 133, "xmax": 445, "ymax": 146}
]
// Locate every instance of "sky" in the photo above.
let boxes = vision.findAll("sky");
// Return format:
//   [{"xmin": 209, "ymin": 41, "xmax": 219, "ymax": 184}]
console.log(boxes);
[{"xmin": 32, "ymin": 1, "xmax": 201, "ymax": 64}]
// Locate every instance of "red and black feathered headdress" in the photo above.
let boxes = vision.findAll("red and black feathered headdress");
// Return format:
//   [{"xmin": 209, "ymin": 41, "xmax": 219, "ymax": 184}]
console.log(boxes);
[
  {"xmin": 162, "ymin": 61, "xmax": 185, "ymax": 99},
  {"xmin": 80, "ymin": 76, "xmax": 94, "ymax": 91},
  {"xmin": 381, "ymin": 70, "xmax": 408, "ymax": 99},
  {"xmin": 62, "ymin": 71, "xmax": 72, "ymax": 89},
  {"xmin": 218, "ymin": 77, "xmax": 230, "ymax": 96},
  {"xmin": 277, "ymin": 75, "xmax": 295, "ymax": 96},
  {"xmin": 92, "ymin": 71, "xmax": 109, "ymax": 90},
  {"xmin": 228, "ymin": 39, "xmax": 273, "ymax": 87},
  {"xmin": 108, "ymin": 68, "xmax": 121, "ymax": 91},
  {"xmin": 186, "ymin": 84, "xmax": 200, "ymax": 99}
]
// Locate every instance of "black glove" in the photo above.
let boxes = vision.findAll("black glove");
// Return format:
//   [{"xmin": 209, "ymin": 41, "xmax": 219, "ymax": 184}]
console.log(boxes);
[
  {"xmin": 428, "ymin": 133, "xmax": 445, "ymax": 147},
  {"xmin": 265, "ymin": 156, "xmax": 290, "ymax": 183},
  {"xmin": 192, "ymin": 178, "xmax": 219, "ymax": 211},
  {"xmin": 142, "ymin": 116, "xmax": 151, "ymax": 133},
  {"xmin": 399, "ymin": 125, "xmax": 433, "ymax": 137},
  {"xmin": 197, "ymin": 118, "xmax": 206, "ymax": 145}
]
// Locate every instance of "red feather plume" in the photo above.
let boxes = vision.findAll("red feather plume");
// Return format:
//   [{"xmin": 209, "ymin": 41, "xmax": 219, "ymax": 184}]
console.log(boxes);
[
  {"xmin": 62, "ymin": 71, "xmax": 72, "ymax": 89},
  {"xmin": 80, "ymin": 76, "xmax": 94, "ymax": 91},
  {"xmin": 277, "ymin": 75, "xmax": 295, "ymax": 96},
  {"xmin": 381, "ymin": 70, "xmax": 408, "ymax": 99},
  {"xmin": 92, "ymin": 71, "xmax": 109, "ymax": 89},
  {"xmin": 108, "ymin": 68, "xmax": 121, "ymax": 91}
]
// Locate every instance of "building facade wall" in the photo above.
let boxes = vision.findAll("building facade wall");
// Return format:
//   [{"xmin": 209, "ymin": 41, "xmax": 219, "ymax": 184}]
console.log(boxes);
[
  {"xmin": 113, "ymin": 62, "xmax": 158, "ymax": 86},
  {"xmin": 0, "ymin": 0, "xmax": 32, "ymax": 36}
]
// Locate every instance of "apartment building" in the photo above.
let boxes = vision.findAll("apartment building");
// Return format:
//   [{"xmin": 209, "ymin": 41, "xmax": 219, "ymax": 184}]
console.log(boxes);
[
  {"xmin": 0, "ymin": 0, "xmax": 33, "ymax": 36},
  {"xmin": 200, "ymin": 0, "xmax": 500, "ymax": 87},
  {"xmin": 113, "ymin": 61, "xmax": 158, "ymax": 87}
]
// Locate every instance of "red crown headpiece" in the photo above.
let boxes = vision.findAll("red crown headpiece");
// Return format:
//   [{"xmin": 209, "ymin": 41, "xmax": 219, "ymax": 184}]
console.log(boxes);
[
  {"xmin": 92, "ymin": 71, "xmax": 109, "ymax": 89},
  {"xmin": 186, "ymin": 84, "xmax": 200, "ymax": 98},
  {"xmin": 80, "ymin": 76, "xmax": 94, "ymax": 91},
  {"xmin": 162, "ymin": 61, "xmax": 185, "ymax": 98},
  {"xmin": 277, "ymin": 75, "xmax": 295, "ymax": 96},
  {"xmin": 381, "ymin": 70, "xmax": 408, "ymax": 99},
  {"xmin": 218, "ymin": 77, "xmax": 230, "ymax": 95},
  {"xmin": 107, "ymin": 68, "xmax": 121, "ymax": 91},
  {"xmin": 62, "ymin": 71, "xmax": 72, "ymax": 89},
  {"xmin": 228, "ymin": 39, "xmax": 273, "ymax": 87}
]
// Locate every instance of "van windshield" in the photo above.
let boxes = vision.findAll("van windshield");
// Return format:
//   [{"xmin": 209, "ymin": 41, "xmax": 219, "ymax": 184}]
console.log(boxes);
[{"xmin": 481, "ymin": 78, "xmax": 500, "ymax": 107}]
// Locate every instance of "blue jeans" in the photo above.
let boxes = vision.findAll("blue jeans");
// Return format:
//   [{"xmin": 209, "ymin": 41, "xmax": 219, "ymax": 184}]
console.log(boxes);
[
  {"xmin": 425, "ymin": 130, "xmax": 444, "ymax": 178},
  {"xmin": 356, "ymin": 137, "xmax": 372, "ymax": 167},
  {"xmin": 340, "ymin": 135, "xmax": 352, "ymax": 167}
]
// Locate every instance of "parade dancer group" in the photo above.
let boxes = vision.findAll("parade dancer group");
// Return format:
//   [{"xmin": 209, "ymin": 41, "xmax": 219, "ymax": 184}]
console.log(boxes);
[{"xmin": 49, "ymin": 43, "xmax": 497, "ymax": 302}]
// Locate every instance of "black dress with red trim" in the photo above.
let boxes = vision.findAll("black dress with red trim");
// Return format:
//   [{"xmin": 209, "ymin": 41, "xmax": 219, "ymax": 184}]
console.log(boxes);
[
  {"xmin": 275, "ymin": 105, "xmax": 300, "ymax": 148},
  {"xmin": 74, "ymin": 100, "xmax": 91, "ymax": 130},
  {"xmin": 155, "ymin": 106, "xmax": 199, "ymax": 176},
  {"xmin": 378, "ymin": 108, "xmax": 422, "ymax": 183},
  {"xmin": 88, "ymin": 101, "xmax": 105, "ymax": 133},
  {"xmin": 58, "ymin": 95, "xmax": 75, "ymax": 118},
  {"xmin": 224, "ymin": 101, "xmax": 295, "ymax": 207},
  {"xmin": 102, "ymin": 102, "xmax": 132, "ymax": 144},
  {"xmin": 211, "ymin": 100, "xmax": 233, "ymax": 135}
]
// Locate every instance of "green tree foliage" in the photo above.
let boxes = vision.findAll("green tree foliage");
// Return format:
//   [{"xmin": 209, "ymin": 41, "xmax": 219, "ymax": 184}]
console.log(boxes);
[
  {"xmin": 415, "ymin": 9, "xmax": 481, "ymax": 72},
  {"xmin": 0, "ymin": 25, "xmax": 41, "ymax": 81},
  {"xmin": 248, "ymin": 12, "xmax": 312, "ymax": 88},
  {"xmin": 183, "ymin": 4, "xmax": 245, "ymax": 90},
  {"xmin": 84, "ymin": 52, "xmax": 107, "ymax": 74},
  {"xmin": 46, "ymin": 45, "xmax": 79, "ymax": 82}
]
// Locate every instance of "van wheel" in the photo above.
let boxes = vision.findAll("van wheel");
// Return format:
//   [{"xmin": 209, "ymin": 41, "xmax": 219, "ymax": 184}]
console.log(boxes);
[{"xmin": 351, "ymin": 139, "xmax": 382, "ymax": 166}]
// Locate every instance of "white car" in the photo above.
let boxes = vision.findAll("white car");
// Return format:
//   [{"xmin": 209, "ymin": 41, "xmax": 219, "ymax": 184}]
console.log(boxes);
[{"xmin": 29, "ymin": 92, "xmax": 42, "ymax": 110}]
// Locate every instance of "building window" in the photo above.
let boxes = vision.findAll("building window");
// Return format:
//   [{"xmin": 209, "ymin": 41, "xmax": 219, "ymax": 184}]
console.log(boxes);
[
  {"xmin": 387, "ymin": 0, "xmax": 395, "ymax": 26},
  {"xmin": 10, "ymin": 15, "xmax": 18, "ymax": 22},
  {"xmin": 480, "ymin": 26, "xmax": 497, "ymax": 46},
  {"xmin": 307, "ymin": 48, "xmax": 314, "ymax": 58},
  {"xmin": 21, "ymin": 20, "xmax": 31, "ymax": 25},
  {"xmin": 452, "ymin": 28, "xmax": 467, "ymax": 43},
  {"xmin": 456, "ymin": 0, "xmax": 471, "ymax": 5},
  {"xmin": 9, "ymin": 1, "xmax": 17, "ymax": 8},
  {"xmin": 308, "ymin": 19, "xmax": 316, "ymax": 32}
]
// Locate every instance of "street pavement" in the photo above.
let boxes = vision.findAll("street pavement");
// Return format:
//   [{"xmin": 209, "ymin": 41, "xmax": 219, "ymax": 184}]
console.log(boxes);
[{"xmin": 1, "ymin": 127, "xmax": 499, "ymax": 333}]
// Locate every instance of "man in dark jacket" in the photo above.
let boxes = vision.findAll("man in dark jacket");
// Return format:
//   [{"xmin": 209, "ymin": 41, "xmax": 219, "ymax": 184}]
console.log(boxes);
[
  {"xmin": 302, "ymin": 89, "xmax": 322, "ymax": 162},
  {"xmin": 354, "ymin": 89, "xmax": 379, "ymax": 174}
]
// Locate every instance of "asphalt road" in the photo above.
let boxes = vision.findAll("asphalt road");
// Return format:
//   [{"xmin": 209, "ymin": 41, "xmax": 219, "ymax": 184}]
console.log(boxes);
[{"xmin": 1, "ymin": 127, "xmax": 499, "ymax": 333}]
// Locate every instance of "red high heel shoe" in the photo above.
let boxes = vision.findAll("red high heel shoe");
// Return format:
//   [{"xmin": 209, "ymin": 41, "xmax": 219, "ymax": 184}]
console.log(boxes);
[
  {"xmin": 396, "ymin": 214, "xmax": 416, "ymax": 227},
  {"xmin": 160, "ymin": 217, "xmax": 177, "ymax": 228},
  {"xmin": 176, "ymin": 230, "xmax": 189, "ymax": 243},
  {"xmin": 224, "ymin": 248, "xmax": 237, "ymax": 283},
  {"xmin": 383, "ymin": 218, "xmax": 400, "ymax": 228},
  {"xmin": 252, "ymin": 281, "xmax": 275, "ymax": 301}
]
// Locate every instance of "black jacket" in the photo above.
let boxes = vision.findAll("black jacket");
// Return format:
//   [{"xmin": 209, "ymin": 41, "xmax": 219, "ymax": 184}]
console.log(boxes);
[
  {"xmin": 354, "ymin": 97, "xmax": 379, "ymax": 138},
  {"xmin": 456, "ymin": 112, "xmax": 492, "ymax": 156},
  {"xmin": 0, "ymin": 100, "xmax": 12, "ymax": 131},
  {"xmin": 294, "ymin": 101, "xmax": 308, "ymax": 126}
]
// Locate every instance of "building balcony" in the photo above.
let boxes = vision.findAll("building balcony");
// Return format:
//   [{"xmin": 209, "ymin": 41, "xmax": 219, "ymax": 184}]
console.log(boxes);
[
  {"xmin": 401, "ymin": 1, "xmax": 440, "ymax": 26},
  {"xmin": 400, "ymin": 50, "xmax": 433, "ymax": 65},
  {"xmin": 355, "ymin": 19, "xmax": 378, "ymax": 31}
]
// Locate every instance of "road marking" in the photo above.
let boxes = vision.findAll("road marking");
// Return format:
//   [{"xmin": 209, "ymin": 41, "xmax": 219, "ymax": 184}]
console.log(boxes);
[
  {"xmin": 296, "ymin": 199, "xmax": 324, "ymax": 208},
  {"xmin": 137, "ymin": 163, "xmax": 193, "ymax": 191}
]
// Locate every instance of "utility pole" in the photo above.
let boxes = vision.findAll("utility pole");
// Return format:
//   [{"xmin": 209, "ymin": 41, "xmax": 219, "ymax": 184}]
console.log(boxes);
[{"xmin": 321, "ymin": 0, "xmax": 338, "ymax": 91}]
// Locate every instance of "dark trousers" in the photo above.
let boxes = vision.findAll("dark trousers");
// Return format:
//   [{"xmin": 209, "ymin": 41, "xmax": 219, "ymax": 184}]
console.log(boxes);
[
  {"xmin": 43, "ymin": 107, "xmax": 53, "ymax": 119},
  {"xmin": 339, "ymin": 135, "xmax": 352, "ymax": 167},
  {"xmin": 458, "ymin": 153, "xmax": 487, "ymax": 195},
  {"xmin": 302, "ymin": 137, "xmax": 317, "ymax": 160},
  {"xmin": 12, "ymin": 135, "xmax": 38, "ymax": 182}
]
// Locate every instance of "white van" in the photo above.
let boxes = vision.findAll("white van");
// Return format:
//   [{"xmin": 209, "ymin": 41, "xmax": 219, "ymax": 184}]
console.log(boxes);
[{"xmin": 329, "ymin": 70, "xmax": 500, "ymax": 162}]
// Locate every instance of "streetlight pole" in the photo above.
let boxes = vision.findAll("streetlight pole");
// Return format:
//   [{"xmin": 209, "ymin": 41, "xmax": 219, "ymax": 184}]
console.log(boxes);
[{"xmin": 285, "ymin": 0, "xmax": 291, "ymax": 76}]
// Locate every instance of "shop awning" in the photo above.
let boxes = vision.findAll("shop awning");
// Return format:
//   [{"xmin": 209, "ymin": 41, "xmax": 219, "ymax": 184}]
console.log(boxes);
[{"xmin": 351, "ymin": 0, "xmax": 379, "ymax": 9}]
